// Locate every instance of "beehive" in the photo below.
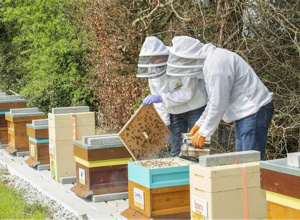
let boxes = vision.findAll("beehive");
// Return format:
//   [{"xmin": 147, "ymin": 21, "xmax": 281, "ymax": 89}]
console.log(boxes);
[
  {"xmin": 0, "ymin": 95, "xmax": 26, "ymax": 147},
  {"xmin": 122, "ymin": 158, "xmax": 194, "ymax": 219},
  {"xmin": 190, "ymin": 151, "xmax": 266, "ymax": 220},
  {"xmin": 5, "ymin": 108, "xmax": 45, "ymax": 154},
  {"xmin": 119, "ymin": 104, "xmax": 194, "ymax": 219},
  {"xmin": 48, "ymin": 106, "xmax": 95, "ymax": 182},
  {"xmin": 260, "ymin": 153, "xmax": 300, "ymax": 219},
  {"xmin": 25, "ymin": 119, "xmax": 49, "ymax": 167},
  {"xmin": 71, "ymin": 134, "xmax": 132, "ymax": 198}
]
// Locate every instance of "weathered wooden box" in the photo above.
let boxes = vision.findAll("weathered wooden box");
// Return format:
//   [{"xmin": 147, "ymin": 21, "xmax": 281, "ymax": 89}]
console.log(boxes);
[
  {"xmin": 190, "ymin": 151, "xmax": 266, "ymax": 220},
  {"xmin": 71, "ymin": 134, "xmax": 132, "ymax": 198},
  {"xmin": 48, "ymin": 106, "xmax": 95, "ymax": 182},
  {"xmin": 260, "ymin": 156, "xmax": 300, "ymax": 219},
  {"xmin": 25, "ymin": 119, "xmax": 49, "ymax": 167},
  {"xmin": 5, "ymin": 108, "xmax": 45, "ymax": 154},
  {"xmin": 0, "ymin": 95, "xmax": 26, "ymax": 146},
  {"xmin": 123, "ymin": 158, "xmax": 193, "ymax": 219}
]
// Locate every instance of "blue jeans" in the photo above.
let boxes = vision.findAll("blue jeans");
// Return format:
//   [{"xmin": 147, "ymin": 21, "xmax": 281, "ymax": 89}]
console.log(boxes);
[
  {"xmin": 235, "ymin": 101, "xmax": 274, "ymax": 160},
  {"xmin": 169, "ymin": 106, "xmax": 206, "ymax": 156}
]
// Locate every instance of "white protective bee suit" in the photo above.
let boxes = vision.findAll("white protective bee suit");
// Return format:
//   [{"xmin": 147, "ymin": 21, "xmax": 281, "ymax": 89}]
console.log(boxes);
[{"xmin": 195, "ymin": 43, "xmax": 273, "ymax": 138}]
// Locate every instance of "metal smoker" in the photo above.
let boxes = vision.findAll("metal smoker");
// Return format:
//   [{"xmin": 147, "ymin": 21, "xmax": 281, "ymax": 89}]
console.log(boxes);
[{"xmin": 179, "ymin": 133, "xmax": 210, "ymax": 161}]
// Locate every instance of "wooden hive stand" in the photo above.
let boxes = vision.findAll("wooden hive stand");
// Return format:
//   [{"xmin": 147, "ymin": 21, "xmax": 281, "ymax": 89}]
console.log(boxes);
[
  {"xmin": 0, "ymin": 94, "xmax": 26, "ymax": 149},
  {"xmin": 260, "ymin": 152, "xmax": 300, "ymax": 219},
  {"xmin": 71, "ymin": 134, "xmax": 132, "ymax": 202},
  {"xmin": 190, "ymin": 151, "xmax": 266, "ymax": 220},
  {"xmin": 48, "ymin": 106, "xmax": 95, "ymax": 183},
  {"xmin": 5, "ymin": 108, "xmax": 45, "ymax": 155},
  {"xmin": 25, "ymin": 119, "xmax": 49, "ymax": 168}
]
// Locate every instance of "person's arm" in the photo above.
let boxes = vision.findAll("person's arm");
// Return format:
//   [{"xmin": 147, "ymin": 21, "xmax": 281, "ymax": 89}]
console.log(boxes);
[
  {"xmin": 161, "ymin": 77, "xmax": 198, "ymax": 108},
  {"xmin": 148, "ymin": 78, "xmax": 170, "ymax": 126},
  {"xmin": 198, "ymin": 73, "xmax": 233, "ymax": 137}
]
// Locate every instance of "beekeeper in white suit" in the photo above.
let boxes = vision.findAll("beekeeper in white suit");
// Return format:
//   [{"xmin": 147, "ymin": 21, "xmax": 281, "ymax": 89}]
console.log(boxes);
[
  {"xmin": 170, "ymin": 36, "xmax": 274, "ymax": 159},
  {"xmin": 139, "ymin": 36, "xmax": 208, "ymax": 157}
]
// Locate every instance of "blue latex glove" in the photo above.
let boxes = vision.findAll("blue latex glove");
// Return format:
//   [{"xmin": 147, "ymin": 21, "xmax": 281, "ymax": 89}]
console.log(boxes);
[
  {"xmin": 165, "ymin": 135, "xmax": 172, "ymax": 144},
  {"xmin": 143, "ymin": 94, "xmax": 162, "ymax": 105}
]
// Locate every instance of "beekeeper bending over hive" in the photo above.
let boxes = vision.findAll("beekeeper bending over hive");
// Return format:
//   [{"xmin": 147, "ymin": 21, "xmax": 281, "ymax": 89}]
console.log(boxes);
[
  {"xmin": 170, "ymin": 36, "xmax": 274, "ymax": 160},
  {"xmin": 138, "ymin": 36, "xmax": 207, "ymax": 157}
]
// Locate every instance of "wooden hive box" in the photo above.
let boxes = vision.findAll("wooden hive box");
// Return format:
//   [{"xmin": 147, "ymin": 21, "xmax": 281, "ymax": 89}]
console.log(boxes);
[
  {"xmin": 71, "ymin": 134, "xmax": 132, "ymax": 198},
  {"xmin": 48, "ymin": 106, "xmax": 95, "ymax": 182},
  {"xmin": 5, "ymin": 108, "xmax": 45, "ymax": 154},
  {"xmin": 119, "ymin": 104, "xmax": 194, "ymax": 219},
  {"xmin": 190, "ymin": 151, "xmax": 266, "ymax": 220},
  {"xmin": 260, "ymin": 153, "xmax": 300, "ymax": 219},
  {"xmin": 25, "ymin": 119, "xmax": 49, "ymax": 167},
  {"xmin": 123, "ymin": 158, "xmax": 194, "ymax": 220},
  {"xmin": 0, "ymin": 95, "xmax": 26, "ymax": 147}
]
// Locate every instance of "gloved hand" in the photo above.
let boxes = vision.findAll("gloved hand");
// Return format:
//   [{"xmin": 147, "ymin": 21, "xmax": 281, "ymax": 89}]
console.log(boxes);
[
  {"xmin": 189, "ymin": 125, "xmax": 200, "ymax": 136},
  {"xmin": 165, "ymin": 135, "xmax": 172, "ymax": 144},
  {"xmin": 143, "ymin": 94, "xmax": 162, "ymax": 105},
  {"xmin": 191, "ymin": 132, "xmax": 206, "ymax": 147}
]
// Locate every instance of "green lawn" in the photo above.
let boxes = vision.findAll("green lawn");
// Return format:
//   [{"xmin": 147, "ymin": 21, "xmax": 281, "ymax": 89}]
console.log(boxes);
[{"xmin": 0, "ymin": 181, "xmax": 49, "ymax": 219}]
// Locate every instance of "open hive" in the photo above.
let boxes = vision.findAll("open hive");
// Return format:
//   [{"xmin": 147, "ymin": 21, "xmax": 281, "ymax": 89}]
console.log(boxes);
[
  {"xmin": 190, "ymin": 151, "xmax": 266, "ymax": 220},
  {"xmin": 25, "ymin": 119, "xmax": 49, "ymax": 167},
  {"xmin": 119, "ymin": 104, "xmax": 193, "ymax": 219},
  {"xmin": 260, "ymin": 152, "xmax": 300, "ymax": 219},
  {"xmin": 0, "ymin": 95, "xmax": 26, "ymax": 147},
  {"xmin": 48, "ymin": 106, "xmax": 95, "ymax": 182},
  {"xmin": 71, "ymin": 134, "xmax": 132, "ymax": 199},
  {"xmin": 5, "ymin": 108, "xmax": 45, "ymax": 154}
]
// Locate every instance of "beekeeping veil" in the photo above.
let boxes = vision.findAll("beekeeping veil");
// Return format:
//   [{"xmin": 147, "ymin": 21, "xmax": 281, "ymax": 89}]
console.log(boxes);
[
  {"xmin": 167, "ymin": 36, "xmax": 205, "ymax": 77},
  {"xmin": 137, "ymin": 36, "xmax": 169, "ymax": 79}
]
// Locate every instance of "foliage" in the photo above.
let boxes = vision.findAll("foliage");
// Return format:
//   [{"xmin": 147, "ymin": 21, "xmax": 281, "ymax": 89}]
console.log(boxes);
[
  {"xmin": 0, "ymin": 0, "xmax": 94, "ymax": 113},
  {"xmin": 82, "ymin": 0, "xmax": 299, "ymax": 159},
  {"xmin": 0, "ymin": 181, "xmax": 49, "ymax": 219}
]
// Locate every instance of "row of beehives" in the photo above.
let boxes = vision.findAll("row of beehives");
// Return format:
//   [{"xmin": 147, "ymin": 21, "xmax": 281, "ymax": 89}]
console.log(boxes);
[{"xmin": 0, "ymin": 93, "xmax": 299, "ymax": 220}]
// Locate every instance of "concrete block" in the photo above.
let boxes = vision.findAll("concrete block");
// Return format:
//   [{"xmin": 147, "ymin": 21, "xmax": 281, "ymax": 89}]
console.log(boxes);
[
  {"xmin": 32, "ymin": 119, "xmax": 48, "ymax": 127},
  {"xmin": 60, "ymin": 176, "xmax": 77, "ymax": 184},
  {"xmin": 10, "ymin": 107, "xmax": 40, "ymax": 114},
  {"xmin": 92, "ymin": 192, "xmax": 128, "ymax": 203},
  {"xmin": 198, "ymin": 151, "xmax": 260, "ymax": 167},
  {"xmin": 16, "ymin": 151, "xmax": 30, "ymax": 157},
  {"xmin": 52, "ymin": 106, "xmax": 89, "ymax": 114},
  {"xmin": 0, "ymin": 144, "xmax": 8, "ymax": 149},
  {"xmin": 287, "ymin": 152, "xmax": 300, "ymax": 168},
  {"xmin": 37, "ymin": 164, "xmax": 50, "ymax": 171}
]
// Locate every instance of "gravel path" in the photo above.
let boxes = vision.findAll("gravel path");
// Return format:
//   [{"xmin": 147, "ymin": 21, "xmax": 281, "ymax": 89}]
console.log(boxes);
[{"xmin": 0, "ymin": 163, "xmax": 77, "ymax": 219}]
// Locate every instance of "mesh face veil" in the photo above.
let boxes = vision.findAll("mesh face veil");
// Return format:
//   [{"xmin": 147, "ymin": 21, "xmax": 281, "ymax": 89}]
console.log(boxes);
[
  {"xmin": 137, "ymin": 37, "xmax": 169, "ymax": 78},
  {"xmin": 166, "ymin": 36, "xmax": 206, "ymax": 77}
]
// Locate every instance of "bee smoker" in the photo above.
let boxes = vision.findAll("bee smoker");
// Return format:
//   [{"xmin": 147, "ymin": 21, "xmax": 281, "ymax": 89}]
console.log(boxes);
[{"xmin": 179, "ymin": 133, "xmax": 210, "ymax": 161}]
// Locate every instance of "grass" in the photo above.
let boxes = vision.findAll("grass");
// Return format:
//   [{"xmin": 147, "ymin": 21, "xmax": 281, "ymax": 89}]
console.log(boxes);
[{"xmin": 0, "ymin": 180, "xmax": 49, "ymax": 219}]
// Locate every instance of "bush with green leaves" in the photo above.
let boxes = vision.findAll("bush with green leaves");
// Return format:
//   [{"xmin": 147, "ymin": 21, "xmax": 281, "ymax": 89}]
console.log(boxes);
[{"xmin": 0, "ymin": 0, "xmax": 94, "ymax": 113}]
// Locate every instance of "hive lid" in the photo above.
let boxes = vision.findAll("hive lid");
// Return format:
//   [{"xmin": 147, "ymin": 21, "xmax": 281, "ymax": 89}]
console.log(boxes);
[
  {"xmin": 118, "ymin": 104, "xmax": 170, "ymax": 161},
  {"xmin": 52, "ymin": 106, "xmax": 89, "ymax": 114},
  {"xmin": 74, "ymin": 134, "xmax": 125, "ymax": 149},
  {"xmin": 7, "ymin": 107, "xmax": 45, "ymax": 117}
]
